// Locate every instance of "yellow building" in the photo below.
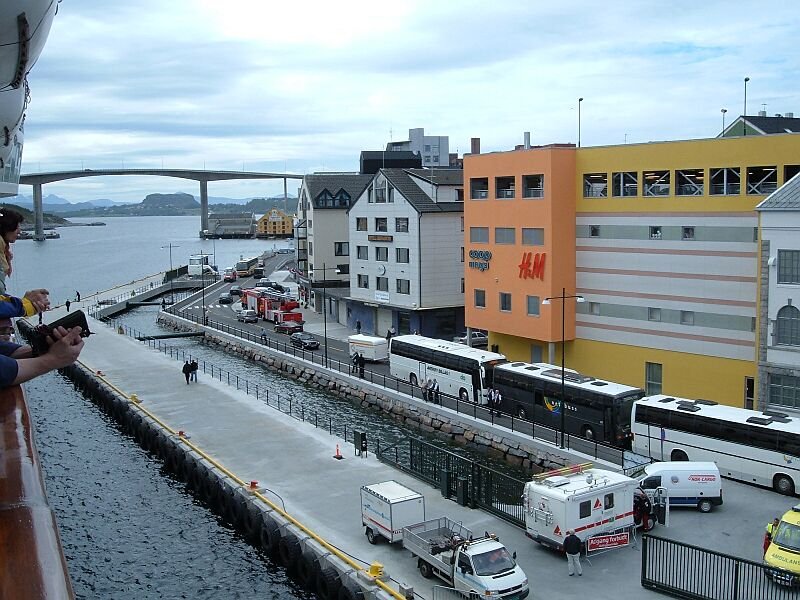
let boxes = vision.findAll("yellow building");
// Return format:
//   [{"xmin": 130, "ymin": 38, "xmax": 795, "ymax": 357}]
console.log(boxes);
[
  {"xmin": 465, "ymin": 133, "xmax": 800, "ymax": 408},
  {"xmin": 257, "ymin": 209, "xmax": 294, "ymax": 238}
]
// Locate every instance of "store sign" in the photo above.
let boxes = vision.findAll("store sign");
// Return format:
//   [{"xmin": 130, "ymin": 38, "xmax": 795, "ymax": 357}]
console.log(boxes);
[
  {"xmin": 469, "ymin": 249, "xmax": 492, "ymax": 271},
  {"xmin": 374, "ymin": 291, "xmax": 390, "ymax": 302},
  {"xmin": 518, "ymin": 251, "xmax": 546, "ymax": 280}
]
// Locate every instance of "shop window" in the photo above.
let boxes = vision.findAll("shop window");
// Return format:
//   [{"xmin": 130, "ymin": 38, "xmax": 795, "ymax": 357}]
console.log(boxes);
[
  {"xmin": 495, "ymin": 227, "xmax": 516, "ymax": 244},
  {"xmin": 470, "ymin": 227, "xmax": 489, "ymax": 243},
  {"xmin": 475, "ymin": 289, "xmax": 486, "ymax": 308},
  {"xmin": 500, "ymin": 292, "xmax": 512, "ymax": 312}
]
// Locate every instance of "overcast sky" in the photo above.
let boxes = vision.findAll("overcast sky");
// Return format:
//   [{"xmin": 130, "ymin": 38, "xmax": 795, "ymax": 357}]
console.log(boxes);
[{"xmin": 20, "ymin": 0, "xmax": 800, "ymax": 203}]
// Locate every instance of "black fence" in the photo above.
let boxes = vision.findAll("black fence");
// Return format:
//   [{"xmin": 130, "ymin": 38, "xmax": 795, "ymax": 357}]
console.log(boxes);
[
  {"xmin": 378, "ymin": 437, "xmax": 526, "ymax": 528},
  {"xmin": 642, "ymin": 535, "xmax": 800, "ymax": 599}
]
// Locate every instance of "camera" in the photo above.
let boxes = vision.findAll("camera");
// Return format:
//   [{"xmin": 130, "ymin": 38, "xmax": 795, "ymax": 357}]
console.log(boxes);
[{"xmin": 28, "ymin": 309, "xmax": 92, "ymax": 356}]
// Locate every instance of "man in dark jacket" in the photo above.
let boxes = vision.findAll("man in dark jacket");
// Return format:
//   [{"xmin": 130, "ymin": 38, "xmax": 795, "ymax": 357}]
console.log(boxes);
[
  {"xmin": 564, "ymin": 529, "xmax": 582, "ymax": 576},
  {"xmin": 182, "ymin": 361, "xmax": 191, "ymax": 384},
  {"xmin": 189, "ymin": 359, "xmax": 198, "ymax": 382}
]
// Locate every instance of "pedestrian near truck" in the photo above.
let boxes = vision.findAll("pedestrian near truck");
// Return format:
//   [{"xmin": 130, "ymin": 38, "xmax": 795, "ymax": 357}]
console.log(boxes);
[
  {"xmin": 358, "ymin": 353, "xmax": 365, "ymax": 378},
  {"xmin": 564, "ymin": 529, "xmax": 582, "ymax": 576}
]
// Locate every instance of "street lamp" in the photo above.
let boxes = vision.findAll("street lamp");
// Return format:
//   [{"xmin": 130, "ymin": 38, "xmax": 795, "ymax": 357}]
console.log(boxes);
[
  {"xmin": 743, "ymin": 77, "xmax": 750, "ymax": 136},
  {"xmin": 577, "ymin": 97, "xmax": 584, "ymax": 148},
  {"xmin": 310, "ymin": 263, "xmax": 341, "ymax": 368},
  {"xmin": 721, "ymin": 108, "xmax": 727, "ymax": 134},
  {"xmin": 160, "ymin": 243, "xmax": 180, "ymax": 304},
  {"xmin": 542, "ymin": 288, "xmax": 585, "ymax": 449}
]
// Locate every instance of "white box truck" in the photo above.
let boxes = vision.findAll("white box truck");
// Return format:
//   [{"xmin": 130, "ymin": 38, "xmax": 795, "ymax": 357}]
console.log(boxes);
[
  {"xmin": 361, "ymin": 481, "xmax": 425, "ymax": 544},
  {"xmin": 522, "ymin": 464, "xmax": 647, "ymax": 550},
  {"xmin": 348, "ymin": 334, "xmax": 389, "ymax": 362},
  {"xmin": 636, "ymin": 461, "xmax": 723, "ymax": 513},
  {"xmin": 402, "ymin": 517, "xmax": 529, "ymax": 600}
]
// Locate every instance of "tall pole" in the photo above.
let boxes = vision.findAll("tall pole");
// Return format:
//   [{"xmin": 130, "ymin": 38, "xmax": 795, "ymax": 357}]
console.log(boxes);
[
  {"xmin": 577, "ymin": 97, "xmax": 583, "ymax": 148},
  {"xmin": 743, "ymin": 77, "xmax": 750, "ymax": 136},
  {"xmin": 721, "ymin": 108, "xmax": 727, "ymax": 134},
  {"xmin": 201, "ymin": 266, "xmax": 207, "ymax": 325},
  {"xmin": 560, "ymin": 287, "xmax": 566, "ymax": 449},
  {"xmin": 169, "ymin": 244, "xmax": 174, "ymax": 303},
  {"xmin": 322, "ymin": 262, "xmax": 328, "ymax": 368}
]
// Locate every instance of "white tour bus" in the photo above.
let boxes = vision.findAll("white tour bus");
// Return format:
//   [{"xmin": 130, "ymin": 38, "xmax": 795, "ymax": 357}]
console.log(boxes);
[
  {"xmin": 187, "ymin": 254, "xmax": 214, "ymax": 278},
  {"xmin": 388, "ymin": 335, "xmax": 507, "ymax": 403},
  {"xmin": 631, "ymin": 395, "xmax": 800, "ymax": 495}
]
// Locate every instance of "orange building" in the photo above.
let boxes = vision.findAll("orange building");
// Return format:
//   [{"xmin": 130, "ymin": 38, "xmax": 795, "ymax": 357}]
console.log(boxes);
[{"xmin": 464, "ymin": 145, "xmax": 576, "ymax": 361}]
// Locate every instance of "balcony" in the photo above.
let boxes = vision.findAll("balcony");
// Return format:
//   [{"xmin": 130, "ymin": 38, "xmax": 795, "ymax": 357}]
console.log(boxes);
[
  {"xmin": 471, "ymin": 189, "xmax": 488, "ymax": 199},
  {"xmin": 470, "ymin": 177, "xmax": 489, "ymax": 200},
  {"xmin": 524, "ymin": 188, "xmax": 544, "ymax": 198},
  {"xmin": 495, "ymin": 176, "xmax": 515, "ymax": 199}
]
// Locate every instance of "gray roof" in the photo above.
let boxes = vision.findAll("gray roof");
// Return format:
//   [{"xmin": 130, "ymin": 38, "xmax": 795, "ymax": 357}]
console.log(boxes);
[
  {"xmin": 381, "ymin": 169, "xmax": 463, "ymax": 214},
  {"xmin": 406, "ymin": 168, "xmax": 463, "ymax": 186},
  {"xmin": 744, "ymin": 115, "xmax": 800, "ymax": 134},
  {"xmin": 304, "ymin": 173, "xmax": 373, "ymax": 207},
  {"xmin": 757, "ymin": 172, "xmax": 800, "ymax": 210}
]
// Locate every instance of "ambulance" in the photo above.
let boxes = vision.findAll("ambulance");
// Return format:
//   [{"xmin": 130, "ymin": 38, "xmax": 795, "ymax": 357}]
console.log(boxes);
[
  {"xmin": 522, "ymin": 463, "xmax": 647, "ymax": 551},
  {"xmin": 765, "ymin": 504, "xmax": 800, "ymax": 586}
]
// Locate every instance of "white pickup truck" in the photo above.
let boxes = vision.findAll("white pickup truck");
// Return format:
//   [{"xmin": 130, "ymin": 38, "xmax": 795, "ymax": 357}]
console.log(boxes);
[{"xmin": 402, "ymin": 517, "xmax": 529, "ymax": 600}]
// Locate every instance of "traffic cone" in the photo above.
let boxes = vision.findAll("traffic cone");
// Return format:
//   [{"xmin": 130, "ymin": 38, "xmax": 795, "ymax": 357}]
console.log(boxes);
[{"xmin": 333, "ymin": 444, "xmax": 343, "ymax": 460}]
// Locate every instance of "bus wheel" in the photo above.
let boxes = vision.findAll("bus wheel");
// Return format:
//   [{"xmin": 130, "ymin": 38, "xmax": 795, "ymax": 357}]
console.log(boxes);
[
  {"xmin": 581, "ymin": 426, "xmax": 596, "ymax": 440},
  {"xmin": 774, "ymin": 474, "xmax": 795, "ymax": 496},
  {"xmin": 671, "ymin": 449, "xmax": 689, "ymax": 461},
  {"xmin": 409, "ymin": 373, "xmax": 418, "ymax": 387},
  {"xmin": 516, "ymin": 406, "xmax": 528, "ymax": 420},
  {"xmin": 459, "ymin": 388, "xmax": 469, "ymax": 402}
]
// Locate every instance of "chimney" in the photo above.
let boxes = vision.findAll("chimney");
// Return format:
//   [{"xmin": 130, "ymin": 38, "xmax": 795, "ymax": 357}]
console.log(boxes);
[
  {"xmin": 523, "ymin": 131, "xmax": 531, "ymax": 149},
  {"xmin": 470, "ymin": 138, "xmax": 481, "ymax": 154},
  {"xmin": 758, "ymin": 110, "xmax": 767, "ymax": 117},
  {"xmin": 786, "ymin": 112, "xmax": 794, "ymax": 118}
]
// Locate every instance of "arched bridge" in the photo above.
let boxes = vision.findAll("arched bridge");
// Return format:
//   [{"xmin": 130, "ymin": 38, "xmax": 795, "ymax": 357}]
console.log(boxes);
[{"xmin": 18, "ymin": 168, "xmax": 304, "ymax": 240}]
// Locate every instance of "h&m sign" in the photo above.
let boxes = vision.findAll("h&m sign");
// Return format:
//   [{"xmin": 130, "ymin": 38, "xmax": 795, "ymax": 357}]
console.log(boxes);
[{"xmin": 518, "ymin": 252, "xmax": 546, "ymax": 280}]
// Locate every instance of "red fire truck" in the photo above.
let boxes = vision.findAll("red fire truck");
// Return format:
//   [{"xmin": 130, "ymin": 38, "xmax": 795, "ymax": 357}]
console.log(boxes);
[{"xmin": 242, "ymin": 289, "xmax": 303, "ymax": 325}]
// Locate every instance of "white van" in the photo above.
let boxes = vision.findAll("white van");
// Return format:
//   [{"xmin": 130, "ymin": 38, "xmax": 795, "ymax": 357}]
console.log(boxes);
[
  {"xmin": 637, "ymin": 461, "xmax": 723, "ymax": 513},
  {"xmin": 348, "ymin": 334, "xmax": 389, "ymax": 362}
]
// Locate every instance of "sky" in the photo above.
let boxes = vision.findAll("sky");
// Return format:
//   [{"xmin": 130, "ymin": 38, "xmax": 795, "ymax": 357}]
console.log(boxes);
[{"xmin": 19, "ymin": 0, "xmax": 800, "ymax": 203}]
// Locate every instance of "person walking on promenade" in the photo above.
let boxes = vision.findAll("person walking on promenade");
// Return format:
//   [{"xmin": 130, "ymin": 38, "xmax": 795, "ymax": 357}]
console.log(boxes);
[
  {"xmin": 75, "ymin": 290, "xmax": 81, "ymax": 302},
  {"xmin": 182, "ymin": 361, "xmax": 191, "ymax": 385},
  {"xmin": 358, "ymin": 353, "xmax": 365, "ymax": 378},
  {"xmin": 260, "ymin": 326, "xmax": 268, "ymax": 344},
  {"xmin": 432, "ymin": 378, "xmax": 440, "ymax": 404},
  {"xmin": 564, "ymin": 530, "xmax": 582, "ymax": 576},
  {"xmin": 492, "ymin": 388, "xmax": 502, "ymax": 416},
  {"xmin": 386, "ymin": 328, "xmax": 392, "ymax": 341},
  {"xmin": 420, "ymin": 377, "xmax": 429, "ymax": 402},
  {"xmin": 765, "ymin": 517, "xmax": 780, "ymax": 555},
  {"xmin": 190, "ymin": 359, "xmax": 198, "ymax": 382},
  {"xmin": 350, "ymin": 351, "xmax": 359, "ymax": 374},
  {"xmin": 65, "ymin": 299, "xmax": 71, "ymax": 312}
]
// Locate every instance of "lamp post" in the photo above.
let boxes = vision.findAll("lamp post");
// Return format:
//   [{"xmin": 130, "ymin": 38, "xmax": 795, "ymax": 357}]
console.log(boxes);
[
  {"xmin": 743, "ymin": 77, "xmax": 750, "ymax": 136},
  {"xmin": 160, "ymin": 243, "xmax": 180, "ymax": 304},
  {"xmin": 577, "ymin": 97, "xmax": 583, "ymax": 148},
  {"xmin": 542, "ymin": 288, "xmax": 585, "ymax": 449},
  {"xmin": 721, "ymin": 108, "xmax": 727, "ymax": 134},
  {"xmin": 311, "ymin": 263, "xmax": 341, "ymax": 368}
]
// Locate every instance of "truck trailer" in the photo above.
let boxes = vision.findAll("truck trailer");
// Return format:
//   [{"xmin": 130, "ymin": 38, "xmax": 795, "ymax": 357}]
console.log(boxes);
[{"xmin": 360, "ymin": 481, "xmax": 425, "ymax": 544}]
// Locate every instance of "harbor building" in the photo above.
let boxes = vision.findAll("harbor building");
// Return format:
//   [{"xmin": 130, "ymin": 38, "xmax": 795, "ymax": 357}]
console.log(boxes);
[
  {"xmin": 757, "ymin": 173, "xmax": 800, "ymax": 412},
  {"xmin": 346, "ymin": 168, "xmax": 464, "ymax": 338},
  {"xmin": 256, "ymin": 208, "xmax": 294, "ymax": 238},
  {"xmin": 464, "ymin": 132, "xmax": 800, "ymax": 408},
  {"xmin": 204, "ymin": 212, "xmax": 255, "ymax": 238},
  {"xmin": 386, "ymin": 127, "xmax": 451, "ymax": 167}
]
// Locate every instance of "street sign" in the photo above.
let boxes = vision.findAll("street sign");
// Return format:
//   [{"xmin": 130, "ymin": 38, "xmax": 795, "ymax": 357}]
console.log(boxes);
[{"xmin": 587, "ymin": 532, "xmax": 630, "ymax": 553}]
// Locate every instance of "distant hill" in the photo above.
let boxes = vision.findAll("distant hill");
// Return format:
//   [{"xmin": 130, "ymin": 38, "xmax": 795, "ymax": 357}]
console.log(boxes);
[
  {"xmin": 0, "ymin": 203, "xmax": 69, "ymax": 227},
  {"xmin": 142, "ymin": 192, "xmax": 198, "ymax": 209}
]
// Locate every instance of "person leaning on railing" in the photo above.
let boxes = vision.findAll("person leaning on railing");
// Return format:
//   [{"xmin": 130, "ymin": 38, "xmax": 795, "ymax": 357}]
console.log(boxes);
[{"xmin": 0, "ymin": 290, "xmax": 84, "ymax": 386}]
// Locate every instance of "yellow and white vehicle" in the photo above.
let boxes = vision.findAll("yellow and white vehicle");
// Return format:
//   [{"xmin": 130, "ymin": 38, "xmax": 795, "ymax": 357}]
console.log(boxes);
[{"xmin": 765, "ymin": 504, "xmax": 800, "ymax": 586}]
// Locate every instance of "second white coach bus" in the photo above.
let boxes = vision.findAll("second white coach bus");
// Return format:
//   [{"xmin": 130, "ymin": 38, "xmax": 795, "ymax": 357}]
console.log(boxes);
[
  {"xmin": 631, "ymin": 394, "xmax": 800, "ymax": 495},
  {"xmin": 388, "ymin": 335, "xmax": 507, "ymax": 403}
]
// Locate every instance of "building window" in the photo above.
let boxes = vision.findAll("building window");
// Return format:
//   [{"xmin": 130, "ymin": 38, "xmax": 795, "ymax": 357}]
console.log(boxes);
[
  {"xmin": 746, "ymin": 166, "xmax": 778, "ymax": 195},
  {"xmin": 337, "ymin": 264, "xmax": 349, "ymax": 275},
  {"xmin": 584, "ymin": 173, "xmax": 607, "ymax": 197},
  {"xmin": 681, "ymin": 311, "xmax": 695, "ymax": 326},
  {"xmin": 376, "ymin": 276, "xmax": 388, "ymax": 291},
  {"xmin": 645, "ymin": 362, "xmax": 662, "ymax": 396},
  {"xmin": 395, "ymin": 217, "xmax": 409, "ymax": 232},
  {"xmin": 470, "ymin": 227, "xmax": 489, "ymax": 243},
  {"xmin": 388, "ymin": 185, "xmax": 394, "ymax": 203},
  {"xmin": 495, "ymin": 227, "xmax": 516, "ymax": 244},
  {"xmin": 522, "ymin": 228, "xmax": 544, "ymax": 246},
  {"xmin": 375, "ymin": 187, "xmax": 386, "ymax": 203},
  {"xmin": 334, "ymin": 242, "xmax": 349, "ymax": 256},
  {"xmin": 499, "ymin": 292, "xmax": 512, "ymax": 312},
  {"xmin": 461, "ymin": 278, "xmax": 465, "ymax": 293},
  {"xmin": 495, "ymin": 176, "xmax": 515, "ymax": 199},
  {"xmin": 396, "ymin": 248, "xmax": 410, "ymax": 263},
  {"xmin": 470, "ymin": 177, "xmax": 489, "ymax": 199},
  {"xmin": 424, "ymin": 144, "xmax": 431, "ymax": 152},
  {"xmin": 676, "ymin": 169, "xmax": 704, "ymax": 195},
  {"xmin": 396, "ymin": 279, "xmax": 410, "ymax": 294},
  {"xmin": 356, "ymin": 246, "xmax": 368, "ymax": 260},
  {"xmin": 590, "ymin": 302, "xmax": 600, "ymax": 315},
  {"xmin": 308, "ymin": 241, "xmax": 313, "ymax": 256},
  {"xmin": 367, "ymin": 188, "xmax": 373, "ymax": 203},
  {"xmin": 474, "ymin": 289, "xmax": 486, "ymax": 308},
  {"xmin": 523, "ymin": 174, "xmax": 544, "ymax": 198},
  {"xmin": 590, "ymin": 225, "xmax": 600, "ymax": 238},
  {"xmin": 648, "ymin": 307, "xmax": 661, "ymax": 322},
  {"xmin": 778, "ymin": 250, "xmax": 800, "ymax": 284},
  {"xmin": 460, "ymin": 216, "xmax": 464, "ymax": 232},
  {"xmin": 460, "ymin": 247, "xmax": 464, "ymax": 263},
  {"xmin": 649, "ymin": 226, "xmax": 662, "ymax": 240},
  {"xmin": 710, "ymin": 168, "xmax": 740, "ymax": 195},
  {"xmin": 776, "ymin": 305, "xmax": 800, "ymax": 346},
  {"xmin": 612, "ymin": 172, "xmax": 638, "ymax": 197},
  {"xmin": 357, "ymin": 274, "xmax": 369, "ymax": 289},
  {"xmin": 375, "ymin": 246, "xmax": 388, "ymax": 261},
  {"xmin": 682, "ymin": 226, "xmax": 695, "ymax": 240},
  {"xmin": 643, "ymin": 170, "xmax": 670, "ymax": 196},
  {"xmin": 375, "ymin": 217, "xmax": 388, "ymax": 232},
  {"xmin": 769, "ymin": 374, "xmax": 800, "ymax": 409},
  {"xmin": 356, "ymin": 217, "xmax": 367, "ymax": 231},
  {"xmin": 527, "ymin": 296, "xmax": 540, "ymax": 316}
]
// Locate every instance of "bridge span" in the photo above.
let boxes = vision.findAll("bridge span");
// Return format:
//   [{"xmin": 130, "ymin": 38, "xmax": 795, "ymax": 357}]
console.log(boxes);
[{"xmin": 19, "ymin": 168, "xmax": 304, "ymax": 240}]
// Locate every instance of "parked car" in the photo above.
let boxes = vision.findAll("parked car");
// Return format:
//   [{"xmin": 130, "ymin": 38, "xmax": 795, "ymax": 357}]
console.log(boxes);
[
  {"xmin": 257, "ymin": 278, "xmax": 286, "ymax": 293},
  {"xmin": 453, "ymin": 331, "xmax": 489, "ymax": 348},
  {"xmin": 237, "ymin": 309, "xmax": 259, "ymax": 323},
  {"xmin": 290, "ymin": 332, "xmax": 319, "ymax": 350},
  {"xmin": 223, "ymin": 268, "xmax": 237, "ymax": 282},
  {"xmin": 274, "ymin": 321, "xmax": 304, "ymax": 334},
  {"xmin": 229, "ymin": 285, "xmax": 243, "ymax": 296},
  {"xmin": 219, "ymin": 292, "xmax": 234, "ymax": 304}
]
